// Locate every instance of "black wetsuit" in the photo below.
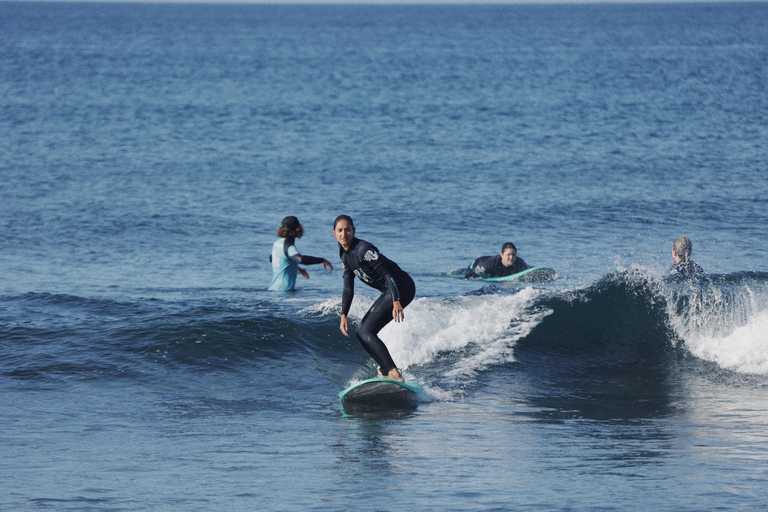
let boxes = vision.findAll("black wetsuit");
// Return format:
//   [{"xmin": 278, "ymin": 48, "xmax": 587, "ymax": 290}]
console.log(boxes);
[
  {"xmin": 340, "ymin": 238, "xmax": 415, "ymax": 374},
  {"xmin": 671, "ymin": 260, "xmax": 704, "ymax": 275},
  {"xmin": 465, "ymin": 254, "xmax": 529, "ymax": 279}
]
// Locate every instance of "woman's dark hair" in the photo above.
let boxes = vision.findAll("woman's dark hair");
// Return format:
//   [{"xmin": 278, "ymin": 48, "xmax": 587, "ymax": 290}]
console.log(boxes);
[
  {"xmin": 501, "ymin": 242, "xmax": 517, "ymax": 253},
  {"xmin": 333, "ymin": 214, "xmax": 354, "ymax": 229}
]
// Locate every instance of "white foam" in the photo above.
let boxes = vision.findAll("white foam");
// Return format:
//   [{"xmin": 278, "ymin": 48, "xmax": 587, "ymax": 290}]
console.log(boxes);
[
  {"xmin": 299, "ymin": 297, "xmax": 343, "ymax": 317},
  {"xmin": 666, "ymin": 280, "xmax": 768, "ymax": 375},
  {"xmin": 687, "ymin": 310, "xmax": 768, "ymax": 375},
  {"xmin": 369, "ymin": 288, "xmax": 549, "ymax": 374}
]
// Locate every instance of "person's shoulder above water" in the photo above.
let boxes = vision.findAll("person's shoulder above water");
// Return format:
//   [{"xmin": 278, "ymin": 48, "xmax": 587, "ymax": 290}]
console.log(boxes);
[
  {"xmin": 670, "ymin": 236, "xmax": 704, "ymax": 275},
  {"xmin": 671, "ymin": 260, "xmax": 704, "ymax": 275}
]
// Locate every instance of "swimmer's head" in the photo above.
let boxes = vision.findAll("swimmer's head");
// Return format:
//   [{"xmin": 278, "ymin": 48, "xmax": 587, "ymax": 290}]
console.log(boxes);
[
  {"xmin": 673, "ymin": 237, "xmax": 692, "ymax": 262},
  {"xmin": 500, "ymin": 242, "xmax": 517, "ymax": 267},
  {"xmin": 277, "ymin": 216, "xmax": 303, "ymax": 239}
]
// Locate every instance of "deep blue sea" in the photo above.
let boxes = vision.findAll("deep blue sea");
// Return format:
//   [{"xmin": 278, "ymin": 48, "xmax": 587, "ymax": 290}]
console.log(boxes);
[{"xmin": 2, "ymin": 1, "xmax": 768, "ymax": 510}]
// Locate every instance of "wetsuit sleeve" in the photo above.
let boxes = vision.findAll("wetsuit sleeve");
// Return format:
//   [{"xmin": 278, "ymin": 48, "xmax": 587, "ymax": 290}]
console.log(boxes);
[
  {"xmin": 372, "ymin": 260, "xmax": 401, "ymax": 302},
  {"xmin": 289, "ymin": 254, "xmax": 325, "ymax": 265},
  {"xmin": 340, "ymin": 264, "xmax": 355, "ymax": 316},
  {"xmin": 464, "ymin": 259, "xmax": 479, "ymax": 279},
  {"xmin": 469, "ymin": 255, "xmax": 495, "ymax": 277},
  {"xmin": 285, "ymin": 242, "xmax": 325, "ymax": 265},
  {"xmin": 384, "ymin": 274, "xmax": 402, "ymax": 303}
]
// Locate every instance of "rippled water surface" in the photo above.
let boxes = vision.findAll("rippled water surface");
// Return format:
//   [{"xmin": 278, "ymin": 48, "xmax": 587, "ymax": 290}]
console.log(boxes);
[{"xmin": 2, "ymin": 2, "xmax": 768, "ymax": 510}]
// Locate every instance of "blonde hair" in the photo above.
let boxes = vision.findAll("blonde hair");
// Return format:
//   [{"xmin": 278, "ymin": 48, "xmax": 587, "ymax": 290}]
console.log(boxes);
[{"xmin": 673, "ymin": 237, "xmax": 692, "ymax": 261}]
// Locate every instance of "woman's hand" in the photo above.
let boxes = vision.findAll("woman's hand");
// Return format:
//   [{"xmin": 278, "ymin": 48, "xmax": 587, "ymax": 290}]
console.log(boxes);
[
  {"xmin": 392, "ymin": 301, "xmax": 404, "ymax": 323},
  {"xmin": 298, "ymin": 268, "xmax": 309, "ymax": 280},
  {"xmin": 322, "ymin": 260, "xmax": 333, "ymax": 273},
  {"xmin": 340, "ymin": 314, "xmax": 349, "ymax": 336}
]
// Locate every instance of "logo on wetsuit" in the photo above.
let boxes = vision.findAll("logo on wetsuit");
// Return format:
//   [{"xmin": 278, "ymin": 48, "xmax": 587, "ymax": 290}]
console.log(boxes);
[
  {"xmin": 354, "ymin": 268, "xmax": 373, "ymax": 284},
  {"xmin": 354, "ymin": 250, "xmax": 379, "ymax": 284}
]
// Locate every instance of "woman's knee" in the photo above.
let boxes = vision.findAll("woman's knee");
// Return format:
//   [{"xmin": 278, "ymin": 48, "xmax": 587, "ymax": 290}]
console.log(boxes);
[{"xmin": 355, "ymin": 326, "xmax": 375, "ymax": 347}]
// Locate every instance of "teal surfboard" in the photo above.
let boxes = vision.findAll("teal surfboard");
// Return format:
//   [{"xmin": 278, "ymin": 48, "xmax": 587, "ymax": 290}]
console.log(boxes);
[
  {"xmin": 339, "ymin": 378, "xmax": 422, "ymax": 404},
  {"xmin": 446, "ymin": 266, "xmax": 556, "ymax": 283}
]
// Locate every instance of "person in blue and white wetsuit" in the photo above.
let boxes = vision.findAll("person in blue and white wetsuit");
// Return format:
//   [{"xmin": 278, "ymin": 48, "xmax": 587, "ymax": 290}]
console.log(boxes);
[
  {"xmin": 671, "ymin": 237, "xmax": 704, "ymax": 275},
  {"xmin": 333, "ymin": 215, "xmax": 415, "ymax": 383},
  {"xmin": 269, "ymin": 216, "xmax": 333, "ymax": 291}
]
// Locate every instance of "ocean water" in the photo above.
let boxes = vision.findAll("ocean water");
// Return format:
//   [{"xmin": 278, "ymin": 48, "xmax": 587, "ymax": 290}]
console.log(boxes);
[{"xmin": 2, "ymin": 2, "xmax": 768, "ymax": 510}]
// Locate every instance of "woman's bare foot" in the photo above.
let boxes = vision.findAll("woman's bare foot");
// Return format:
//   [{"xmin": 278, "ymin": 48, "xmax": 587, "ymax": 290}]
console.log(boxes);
[{"xmin": 386, "ymin": 368, "xmax": 404, "ymax": 382}]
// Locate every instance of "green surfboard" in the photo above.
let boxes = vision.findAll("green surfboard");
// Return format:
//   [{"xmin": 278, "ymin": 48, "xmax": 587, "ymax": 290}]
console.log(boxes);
[
  {"xmin": 446, "ymin": 266, "xmax": 556, "ymax": 283},
  {"xmin": 339, "ymin": 378, "xmax": 422, "ymax": 404}
]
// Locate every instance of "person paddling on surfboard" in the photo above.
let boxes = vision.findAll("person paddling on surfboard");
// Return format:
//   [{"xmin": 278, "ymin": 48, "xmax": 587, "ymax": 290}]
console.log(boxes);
[
  {"xmin": 333, "ymin": 215, "xmax": 416, "ymax": 383},
  {"xmin": 453, "ymin": 242, "xmax": 529, "ymax": 279},
  {"xmin": 268, "ymin": 216, "xmax": 333, "ymax": 291}
]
